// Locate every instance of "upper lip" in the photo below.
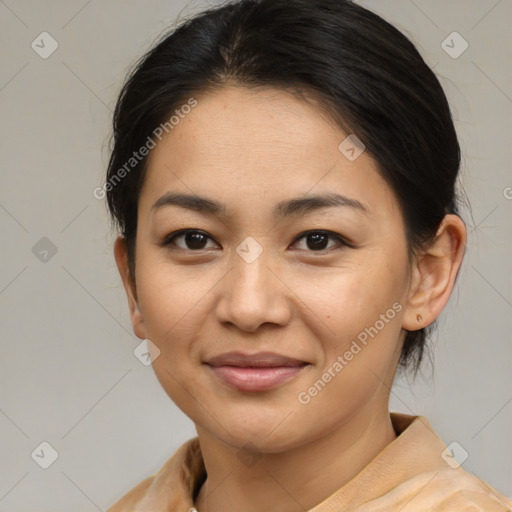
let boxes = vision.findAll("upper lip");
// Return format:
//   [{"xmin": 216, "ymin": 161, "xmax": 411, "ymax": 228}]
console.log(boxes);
[{"xmin": 205, "ymin": 351, "xmax": 308, "ymax": 368}]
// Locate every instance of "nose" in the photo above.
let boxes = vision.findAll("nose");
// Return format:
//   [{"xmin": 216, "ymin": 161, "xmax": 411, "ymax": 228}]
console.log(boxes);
[{"xmin": 214, "ymin": 247, "xmax": 292, "ymax": 333}]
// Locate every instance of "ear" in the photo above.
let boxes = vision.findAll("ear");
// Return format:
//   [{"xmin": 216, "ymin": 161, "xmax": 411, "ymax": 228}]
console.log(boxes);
[
  {"xmin": 114, "ymin": 235, "xmax": 146, "ymax": 340},
  {"xmin": 402, "ymin": 214, "xmax": 467, "ymax": 331}
]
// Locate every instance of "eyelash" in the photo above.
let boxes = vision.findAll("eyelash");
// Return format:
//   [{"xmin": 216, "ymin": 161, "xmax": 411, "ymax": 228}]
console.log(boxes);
[{"xmin": 161, "ymin": 229, "xmax": 353, "ymax": 253}]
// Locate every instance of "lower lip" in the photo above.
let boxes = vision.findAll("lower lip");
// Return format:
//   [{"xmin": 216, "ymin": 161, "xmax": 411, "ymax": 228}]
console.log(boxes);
[{"xmin": 207, "ymin": 365, "xmax": 307, "ymax": 391}]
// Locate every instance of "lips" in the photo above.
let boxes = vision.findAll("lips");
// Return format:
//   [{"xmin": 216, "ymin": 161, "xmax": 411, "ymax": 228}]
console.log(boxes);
[
  {"xmin": 206, "ymin": 351, "xmax": 308, "ymax": 368},
  {"xmin": 205, "ymin": 351, "xmax": 309, "ymax": 391}
]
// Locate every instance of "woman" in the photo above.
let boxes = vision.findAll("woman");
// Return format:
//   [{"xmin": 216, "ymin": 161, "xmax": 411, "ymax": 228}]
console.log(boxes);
[{"xmin": 104, "ymin": 0, "xmax": 511, "ymax": 510}]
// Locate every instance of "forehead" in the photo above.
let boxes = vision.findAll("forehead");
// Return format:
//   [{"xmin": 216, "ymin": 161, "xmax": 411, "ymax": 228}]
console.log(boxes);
[{"xmin": 139, "ymin": 86, "xmax": 400, "ymax": 223}]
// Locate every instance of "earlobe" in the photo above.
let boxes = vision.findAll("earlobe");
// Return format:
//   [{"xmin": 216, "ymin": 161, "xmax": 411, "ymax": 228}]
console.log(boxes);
[
  {"xmin": 402, "ymin": 214, "xmax": 467, "ymax": 331},
  {"xmin": 113, "ymin": 235, "xmax": 146, "ymax": 340}
]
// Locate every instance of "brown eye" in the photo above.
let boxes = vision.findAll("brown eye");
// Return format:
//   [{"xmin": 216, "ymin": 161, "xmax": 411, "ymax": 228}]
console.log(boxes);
[
  {"xmin": 292, "ymin": 231, "xmax": 348, "ymax": 252},
  {"xmin": 163, "ymin": 230, "xmax": 218, "ymax": 250}
]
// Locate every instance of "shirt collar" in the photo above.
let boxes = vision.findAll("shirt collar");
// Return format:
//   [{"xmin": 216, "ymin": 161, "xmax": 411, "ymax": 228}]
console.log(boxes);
[{"xmin": 107, "ymin": 413, "xmax": 451, "ymax": 511}]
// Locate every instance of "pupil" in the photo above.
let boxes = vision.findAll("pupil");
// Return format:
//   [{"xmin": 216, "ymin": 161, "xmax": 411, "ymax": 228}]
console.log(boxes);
[
  {"xmin": 308, "ymin": 233, "xmax": 328, "ymax": 250},
  {"xmin": 183, "ymin": 232, "xmax": 329, "ymax": 250},
  {"xmin": 186, "ymin": 232, "xmax": 206, "ymax": 249}
]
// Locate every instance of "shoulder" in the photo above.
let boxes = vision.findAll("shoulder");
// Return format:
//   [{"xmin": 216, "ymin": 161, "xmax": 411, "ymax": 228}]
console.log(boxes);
[
  {"xmin": 105, "ymin": 475, "xmax": 155, "ymax": 512},
  {"xmin": 357, "ymin": 468, "xmax": 512, "ymax": 511},
  {"xmin": 105, "ymin": 437, "xmax": 203, "ymax": 512},
  {"xmin": 350, "ymin": 412, "xmax": 512, "ymax": 510}
]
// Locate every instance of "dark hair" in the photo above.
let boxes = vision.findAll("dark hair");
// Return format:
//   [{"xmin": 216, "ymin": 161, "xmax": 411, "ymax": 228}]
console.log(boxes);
[{"xmin": 105, "ymin": 0, "xmax": 463, "ymax": 375}]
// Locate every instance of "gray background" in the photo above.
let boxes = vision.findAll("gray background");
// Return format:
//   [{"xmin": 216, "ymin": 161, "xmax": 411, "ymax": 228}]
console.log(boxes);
[{"xmin": 1, "ymin": 0, "xmax": 511, "ymax": 510}]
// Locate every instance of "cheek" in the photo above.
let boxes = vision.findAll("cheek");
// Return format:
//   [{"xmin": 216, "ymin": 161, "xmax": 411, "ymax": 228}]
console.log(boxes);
[
  {"xmin": 289, "ymin": 254, "xmax": 407, "ymax": 403},
  {"xmin": 136, "ymin": 263, "xmax": 210, "ymax": 419},
  {"xmin": 289, "ymin": 257, "xmax": 405, "ymax": 340},
  {"xmin": 292, "ymin": 275, "xmax": 404, "ymax": 437},
  {"xmin": 136, "ymin": 242, "xmax": 211, "ymax": 324}
]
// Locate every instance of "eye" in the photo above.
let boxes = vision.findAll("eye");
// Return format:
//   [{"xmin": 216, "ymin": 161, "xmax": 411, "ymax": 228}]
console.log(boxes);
[
  {"xmin": 162, "ymin": 230, "xmax": 219, "ymax": 251},
  {"xmin": 291, "ymin": 230, "xmax": 349, "ymax": 252},
  {"xmin": 161, "ymin": 229, "xmax": 351, "ymax": 253}
]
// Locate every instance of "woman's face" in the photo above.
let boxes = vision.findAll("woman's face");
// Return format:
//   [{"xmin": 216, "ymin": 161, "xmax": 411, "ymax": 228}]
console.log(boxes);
[{"xmin": 123, "ymin": 86, "xmax": 415, "ymax": 451}]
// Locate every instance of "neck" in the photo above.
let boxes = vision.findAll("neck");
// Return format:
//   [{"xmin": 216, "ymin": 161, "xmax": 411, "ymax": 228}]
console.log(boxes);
[{"xmin": 194, "ymin": 405, "xmax": 397, "ymax": 512}]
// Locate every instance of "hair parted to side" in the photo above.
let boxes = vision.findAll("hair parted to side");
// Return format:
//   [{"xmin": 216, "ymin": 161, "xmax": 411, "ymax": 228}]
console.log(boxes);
[{"xmin": 105, "ymin": 0, "xmax": 464, "ymax": 376}]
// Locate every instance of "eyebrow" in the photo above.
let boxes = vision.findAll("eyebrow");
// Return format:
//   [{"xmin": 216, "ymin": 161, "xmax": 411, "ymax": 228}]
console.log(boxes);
[{"xmin": 151, "ymin": 192, "xmax": 369, "ymax": 219}]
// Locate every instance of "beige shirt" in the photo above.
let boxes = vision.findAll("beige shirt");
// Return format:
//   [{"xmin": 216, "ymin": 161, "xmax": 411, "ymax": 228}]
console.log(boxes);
[{"xmin": 106, "ymin": 413, "xmax": 511, "ymax": 511}]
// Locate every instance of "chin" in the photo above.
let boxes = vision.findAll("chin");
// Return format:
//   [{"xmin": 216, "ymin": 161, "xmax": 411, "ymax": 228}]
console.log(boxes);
[{"xmin": 203, "ymin": 406, "xmax": 316, "ymax": 453}]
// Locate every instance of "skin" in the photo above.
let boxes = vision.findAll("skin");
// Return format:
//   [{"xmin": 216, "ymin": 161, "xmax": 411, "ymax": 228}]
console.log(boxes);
[{"xmin": 114, "ymin": 85, "xmax": 467, "ymax": 512}]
